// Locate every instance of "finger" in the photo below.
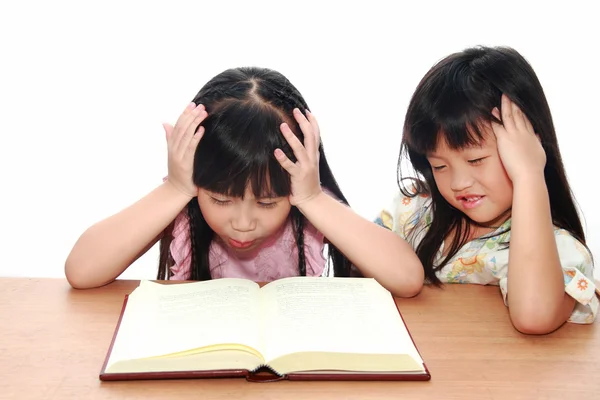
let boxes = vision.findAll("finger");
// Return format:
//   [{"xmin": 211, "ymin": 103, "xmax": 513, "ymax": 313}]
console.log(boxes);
[
  {"xmin": 274, "ymin": 148, "xmax": 299, "ymax": 175},
  {"xmin": 170, "ymin": 103, "xmax": 198, "ymax": 150},
  {"xmin": 523, "ymin": 111, "xmax": 535, "ymax": 135},
  {"xmin": 184, "ymin": 126, "xmax": 205, "ymax": 160},
  {"xmin": 490, "ymin": 117, "xmax": 507, "ymax": 140},
  {"xmin": 173, "ymin": 102, "xmax": 197, "ymax": 132},
  {"xmin": 491, "ymin": 107, "xmax": 501, "ymax": 121},
  {"xmin": 173, "ymin": 104, "xmax": 206, "ymax": 153},
  {"xmin": 292, "ymin": 108, "xmax": 315, "ymax": 158},
  {"xmin": 280, "ymin": 122, "xmax": 309, "ymax": 164},
  {"xmin": 511, "ymin": 100, "xmax": 529, "ymax": 134},
  {"xmin": 179, "ymin": 108, "xmax": 208, "ymax": 154},
  {"xmin": 500, "ymin": 94, "xmax": 516, "ymax": 133},
  {"xmin": 513, "ymin": 103, "xmax": 536, "ymax": 137},
  {"xmin": 305, "ymin": 110, "xmax": 321, "ymax": 155},
  {"xmin": 163, "ymin": 123, "xmax": 174, "ymax": 142}
]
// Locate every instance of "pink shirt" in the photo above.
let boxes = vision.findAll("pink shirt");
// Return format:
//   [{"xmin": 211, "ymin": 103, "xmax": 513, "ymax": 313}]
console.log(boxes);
[{"xmin": 168, "ymin": 209, "xmax": 327, "ymax": 281}]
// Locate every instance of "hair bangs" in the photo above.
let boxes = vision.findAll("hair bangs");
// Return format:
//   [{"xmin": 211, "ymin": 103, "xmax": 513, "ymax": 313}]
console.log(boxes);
[
  {"xmin": 192, "ymin": 100, "xmax": 293, "ymax": 199},
  {"xmin": 405, "ymin": 61, "xmax": 501, "ymax": 156}
]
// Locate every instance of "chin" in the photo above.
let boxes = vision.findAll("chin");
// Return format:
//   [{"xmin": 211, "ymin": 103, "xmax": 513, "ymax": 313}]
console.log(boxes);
[{"xmin": 470, "ymin": 212, "xmax": 510, "ymax": 227}]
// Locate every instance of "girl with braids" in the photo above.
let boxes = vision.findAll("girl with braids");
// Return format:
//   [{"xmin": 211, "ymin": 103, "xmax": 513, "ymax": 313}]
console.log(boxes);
[
  {"xmin": 65, "ymin": 67, "xmax": 424, "ymax": 296},
  {"xmin": 375, "ymin": 46, "xmax": 598, "ymax": 333}
]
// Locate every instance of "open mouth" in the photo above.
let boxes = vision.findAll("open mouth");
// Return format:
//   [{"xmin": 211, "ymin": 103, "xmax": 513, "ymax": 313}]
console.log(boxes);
[{"xmin": 458, "ymin": 195, "xmax": 485, "ymax": 209}]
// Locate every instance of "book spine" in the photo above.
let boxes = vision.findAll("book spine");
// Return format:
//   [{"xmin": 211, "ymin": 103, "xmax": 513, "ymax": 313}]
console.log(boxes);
[{"xmin": 246, "ymin": 365, "xmax": 285, "ymax": 382}]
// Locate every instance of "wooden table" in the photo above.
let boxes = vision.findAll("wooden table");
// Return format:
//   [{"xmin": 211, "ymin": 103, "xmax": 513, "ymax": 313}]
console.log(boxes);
[{"xmin": 1, "ymin": 278, "xmax": 598, "ymax": 400}]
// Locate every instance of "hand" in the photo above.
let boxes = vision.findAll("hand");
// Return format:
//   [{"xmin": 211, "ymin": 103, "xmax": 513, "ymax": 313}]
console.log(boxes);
[
  {"xmin": 164, "ymin": 102, "xmax": 208, "ymax": 197},
  {"xmin": 491, "ymin": 94, "xmax": 546, "ymax": 183},
  {"xmin": 274, "ymin": 108, "xmax": 323, "ymax": 206}
]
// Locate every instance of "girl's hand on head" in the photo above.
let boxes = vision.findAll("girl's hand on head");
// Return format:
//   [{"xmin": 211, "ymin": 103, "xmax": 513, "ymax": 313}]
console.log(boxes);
[
  {"xmin": 163, "ymin": 102, "xmax": 208, "ymax": 198},
  {"xmin": 491, "ymin": 94, "xmax": 546, "ymax": 183},
  {"xmin": 274, "ymin": 108, "xmax": 323, "ymax": 206}
]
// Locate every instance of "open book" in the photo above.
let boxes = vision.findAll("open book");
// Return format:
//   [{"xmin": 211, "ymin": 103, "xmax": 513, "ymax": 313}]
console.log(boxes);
[{"xmin": 99, "ymin": 277, "xmax": 430, "ymax": 381}]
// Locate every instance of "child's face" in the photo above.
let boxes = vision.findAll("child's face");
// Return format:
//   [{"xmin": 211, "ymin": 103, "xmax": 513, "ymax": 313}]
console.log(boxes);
[
  {"xmin": 197, "ymin": 186, "xmax": 292, "ymax": 255},
  {"xmin": 426, "ymin": 124, "xmax": 513, "ymax": 226}
]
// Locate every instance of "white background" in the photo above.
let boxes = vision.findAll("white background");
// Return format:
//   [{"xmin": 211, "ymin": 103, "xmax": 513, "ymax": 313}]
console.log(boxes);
[{"xmin": 1, "ymin": 1, "xmax": 598, "ymax": 280}]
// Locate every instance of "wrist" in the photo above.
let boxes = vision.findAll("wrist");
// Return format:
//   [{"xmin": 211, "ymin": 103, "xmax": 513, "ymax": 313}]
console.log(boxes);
[
  {"xmin": 163, "ymin": 180, "xmax": 197, "ymax": 200},
  {"xmin": 295, "ymin": 190, "xmax": 326, "ymax": 215},
  {"xmin": 512, "ymin": 170, "xmax": 546, "ymax": 188}
]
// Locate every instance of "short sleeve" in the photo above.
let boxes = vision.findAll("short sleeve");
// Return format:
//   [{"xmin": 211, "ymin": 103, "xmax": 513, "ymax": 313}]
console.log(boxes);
[
  {"xmin": 374, "ymin": 190, "xmax": 431, "ymax": 248},
  {"xmin": 498, "ymin": 229, "xmax": 598, "ymax": 324}
]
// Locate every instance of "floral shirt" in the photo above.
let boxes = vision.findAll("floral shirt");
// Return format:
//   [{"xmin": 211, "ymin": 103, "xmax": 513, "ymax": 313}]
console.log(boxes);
[{"xmin": 375, "ymin": 191, "xmax": 598, "ymax": 324}]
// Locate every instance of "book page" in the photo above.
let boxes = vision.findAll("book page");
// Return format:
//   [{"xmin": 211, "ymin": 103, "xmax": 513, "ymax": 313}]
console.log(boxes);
[
  {"xmin": 259, "ymin": 277, "xmax": 423, "ymax": 365},
  {"xmin": 106, "ymin": 279, "xmax": 263, "ymax": 369}
]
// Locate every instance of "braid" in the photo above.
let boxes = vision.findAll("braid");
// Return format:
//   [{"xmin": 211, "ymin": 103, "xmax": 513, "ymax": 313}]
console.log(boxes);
[
  {"xmin": 193, "ymin": 70, "xmax": 257, "ymax": 109},
  {"xmin": 257, "ymin": 79, "xmax": 308, "ymax": 114},
  {"xmin": 156, "ymin": 221, "xmax": 175, "ymax": 280},
  {"xmin": 194, "ymin": 86, "xmax": 234, "ymax": 107},
  {"xmin": 187, "ymin": 198, "xmax": 212, "ymax": 281},
  {"xmin": 291, "ymin": 207, "xmax": 307, "ymax": 276}
]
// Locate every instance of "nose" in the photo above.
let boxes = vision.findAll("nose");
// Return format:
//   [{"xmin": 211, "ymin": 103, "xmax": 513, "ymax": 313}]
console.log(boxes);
[
  {"xmin": 450, "ymin": 167, "xmax": 474, "ymax": 192},
  {"xmin": 231, "ymin": 208, "xmax": 257, "ymax": 232}
]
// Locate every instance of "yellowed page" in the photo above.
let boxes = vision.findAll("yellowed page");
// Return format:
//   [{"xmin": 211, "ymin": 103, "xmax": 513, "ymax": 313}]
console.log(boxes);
[
  {"xmin": 259, "ymin": 277, "xmax": 423, "ymax": 368},
  {"xmin": 106, "ymin": 278, "xmax": 263, "ymax": 371}
]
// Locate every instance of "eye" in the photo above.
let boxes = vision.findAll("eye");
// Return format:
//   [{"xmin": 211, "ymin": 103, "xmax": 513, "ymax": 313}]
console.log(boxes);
[
  {"xmin": 258, "ymin": 201, "xmax": 278, "ymax": 209},
  {"xmin": 468, "ymin": 157, "xmax": 486, "ymax": 165},
  {"xmin": 431, "ymin": 165, "xmax": 446, "ymax": 171},
  {"xmin": 210, "ymin": 197, "xmax": 231, "ymax": 206}
]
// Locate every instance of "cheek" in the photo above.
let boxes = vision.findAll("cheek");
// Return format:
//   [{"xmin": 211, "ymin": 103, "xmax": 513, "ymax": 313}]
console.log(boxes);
[
  {"xmin": 260, "ymin": 204, "xmax": 292, "ymax": 233},
  {"xmin": 432, "ymin": 174, "xmax": 453, "ymax": 197},
  {"xmin": 197, "ymin": 198, "xmax": 227, "ymax": 233}
]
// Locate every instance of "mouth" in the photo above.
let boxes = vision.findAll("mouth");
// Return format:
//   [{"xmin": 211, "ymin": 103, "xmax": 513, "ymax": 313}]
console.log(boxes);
[
  {"xmin": 228, "ymin": 238, "xmax": 256, "ymax": 249},
  {"xmin": 457, "ymin": 195, "xmax": 485, "ymax": 209}
]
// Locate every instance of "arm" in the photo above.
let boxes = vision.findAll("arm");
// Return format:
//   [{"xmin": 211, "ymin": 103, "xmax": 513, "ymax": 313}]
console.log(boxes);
[
  {"xmin": 507, "ymin": 174, "xmax": 574, "ymax": 334},
  {"xmin": 493, "ymin": 95, "xmax": 573, "ymax": 334},
  {"xmin": 65, "ymin": 102, "xmax": 208, "ymax": 289},
  {"xmin": 65, "ymin": 182, "xmax": 193, "ymax": 289},
  {"xmin": 275, "ymin": 108, "xmax": 424, "ymax": 297},
  {"xmin": 297, "ymin": 192, "xmax": 424, "ymax": 297}
]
